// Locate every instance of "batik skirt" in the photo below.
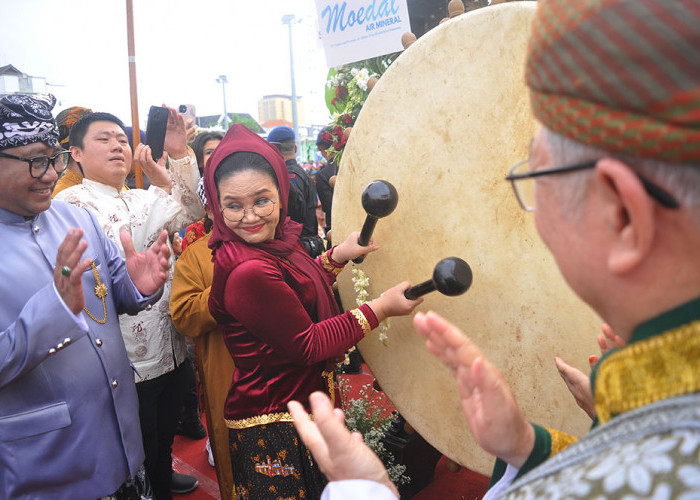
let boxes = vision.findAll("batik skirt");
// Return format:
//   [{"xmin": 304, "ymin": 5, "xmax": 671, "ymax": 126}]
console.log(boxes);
[{"xmin": 229, "ymin": 422, "xmax": 326, "ymax": 500}]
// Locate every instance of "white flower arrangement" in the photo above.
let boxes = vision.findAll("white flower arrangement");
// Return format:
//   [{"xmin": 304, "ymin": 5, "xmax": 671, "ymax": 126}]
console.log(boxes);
[
  {"xmin": 352, "ymin": 67, "xmax": 372, "ymax": 91},
  {"xmin": 352, "ymin": 269, "xmax": 390, "ymax": 345}
]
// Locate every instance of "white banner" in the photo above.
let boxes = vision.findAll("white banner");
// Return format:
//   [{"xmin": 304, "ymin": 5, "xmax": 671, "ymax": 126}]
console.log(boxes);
[{"xmin": 315, "ymin": 0, "xmax": 411, "ymax": 68}]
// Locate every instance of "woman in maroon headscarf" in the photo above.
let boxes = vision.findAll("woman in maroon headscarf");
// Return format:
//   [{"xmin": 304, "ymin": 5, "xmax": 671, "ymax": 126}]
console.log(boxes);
[{"xmin": 203, "ymin": 125, "xmax": 422, "ymax": 499}]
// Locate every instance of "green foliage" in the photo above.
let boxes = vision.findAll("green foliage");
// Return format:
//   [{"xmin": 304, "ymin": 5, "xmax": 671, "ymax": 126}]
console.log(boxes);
[
  {"xmin": 322, "ymin": 52, "xmax": 401, "ymax": 164},
  {"xmin": 324, "ymin": 53, "xmax": 400, "ymax": 117},
  {"xmin": 227, "ymin": 115, "xmax": 264, "ymax": 134},
  {"xmin": 338, "ymin": 378, "xmax": 411, "ymax": 486}
]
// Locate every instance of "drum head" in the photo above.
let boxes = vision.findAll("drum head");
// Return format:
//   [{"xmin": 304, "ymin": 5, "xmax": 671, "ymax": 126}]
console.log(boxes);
[{"xmin": 333, "ymin": 2, "xmax": 600, "ymax": 474}]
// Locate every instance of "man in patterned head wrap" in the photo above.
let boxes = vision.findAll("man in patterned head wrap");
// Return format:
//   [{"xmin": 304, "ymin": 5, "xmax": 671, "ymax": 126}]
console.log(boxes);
[
  {"xmin": 282, "ymin": 1, "xmax": 700, "ymax": 498},
  {"xmin": 0, "ymin": 94, "xmax": 171, "ymax": 498},
  {"xmin": 52, "ymin": 105, "xmax": 92, "ymax": 197}
]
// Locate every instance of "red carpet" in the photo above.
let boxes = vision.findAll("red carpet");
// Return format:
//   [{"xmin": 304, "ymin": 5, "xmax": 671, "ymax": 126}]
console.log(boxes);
[{"xmin": 173, "ymin": 365, "xmax": 489, "ymax": 500}]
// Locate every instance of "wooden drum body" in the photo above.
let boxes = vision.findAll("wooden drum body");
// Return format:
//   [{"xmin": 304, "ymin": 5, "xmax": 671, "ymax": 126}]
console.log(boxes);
[{"xmin": 333, "ymin": 3, "xmax": 600, "ymax": 475}]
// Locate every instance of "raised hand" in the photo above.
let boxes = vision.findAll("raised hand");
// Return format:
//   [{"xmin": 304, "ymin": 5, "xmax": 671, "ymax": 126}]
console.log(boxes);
[
  {"xmin": 54, "ymin": 228, "xmax": 93, "ymax": 314},
  {"xmin": 413, "ymin": 311, "xmax": 534, "ymax": 467},
  {"xmin": 589, "ymin": 323, "xmax": 626, "ymax": 366},
  {"xmin": 121, "ymin": 229, "xmax": 171, "ymax": 296},
  {"xmin": 184, "ymin": 116, "xmax": 197, "ymax": 143},
  {"xmin": 288, "ymin": 392, "xmax": 399, "ymax": 497},
  {"xmin": 598, "ymin": 323, "xmax": 625, "ymax": 354},
  {"xmin": 134, "ymin": 143, "xmax": 172, "ymax": 193},
  {"xmin": 331, "ymin": 231, "xmax": 378, "ymax": 263},
  {"xmin": 554, "ymin": 357, "xmax": 595, "ymax": 419},
  {"xmin": 162, "ymin": 105, "xmax": 188, "ymax": 160}
]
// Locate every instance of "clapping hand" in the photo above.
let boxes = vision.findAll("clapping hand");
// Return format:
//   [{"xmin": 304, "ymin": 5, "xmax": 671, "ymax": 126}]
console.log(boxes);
[
  {"xmin": 413, "ymin": 311, "xmax": 535, "ymax": 468},
  {"xmin": 54, "ymin": 228, "xmax": 93, "ymax": 314},
  {"xmin": 555, "ymin": 323, "xmax": 626, "ymax": 419},
  {"xmin": 121, "ymin": 229, "xmax": 171, "ymax": 296},
  {"xmin": 288, "ymin": 392, "xmax": 399, "ymax": 497},
  {"xmin": 554, "ymin": 357, "xmax": 595, "ymax": 418}
]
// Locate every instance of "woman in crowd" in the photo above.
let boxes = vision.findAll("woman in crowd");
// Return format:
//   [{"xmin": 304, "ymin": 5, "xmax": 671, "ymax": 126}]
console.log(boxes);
[
  {"xmin": 203, "ymin": 124, "xmax": 422, "ymax": 499},
  {"xmin": 181, "ymin": 132, "xmax": 224, "ymax": 250},
  {"xmin": 170, "ymin": 184, "xmax": 236, "ymax": 500},
  {"xmin": 191, "ymin": 130, "xmax": 224, "ymax": 175}
]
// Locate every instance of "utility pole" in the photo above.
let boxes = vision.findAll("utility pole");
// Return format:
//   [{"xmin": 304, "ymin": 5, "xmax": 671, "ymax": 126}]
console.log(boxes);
[
  {"xmin": 126, "ymin": 0, "xmax": 143, "ymax": 187},
  {"xmin": 281, "ymin": 14, "xmax": 300, "ymax": 153},
  {"xmin": 216, "ymin": 74, "xmax": 231, "ymax": 128}
]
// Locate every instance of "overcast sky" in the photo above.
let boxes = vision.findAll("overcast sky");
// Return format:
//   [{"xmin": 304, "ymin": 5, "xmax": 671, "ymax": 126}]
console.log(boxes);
[{"xmin": 0, "ymin": 0, "xmax": 331, "ymax": 128}]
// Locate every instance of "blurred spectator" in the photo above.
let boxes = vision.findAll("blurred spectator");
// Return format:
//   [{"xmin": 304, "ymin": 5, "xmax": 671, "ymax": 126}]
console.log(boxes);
[
  {"xmin": 52, "ymin": 106, "xmax": 92, "ymax": 197},
  {"xmin": 189, "ymin": 131, "xmax": 223, "ymax": 176},
  {"xmin": 315, "ymin": 127, "xmax": 338, "ymax": 237},
  {"xmin": 267, "ymin": 126, "xmax": 324, "ymax": 257}
]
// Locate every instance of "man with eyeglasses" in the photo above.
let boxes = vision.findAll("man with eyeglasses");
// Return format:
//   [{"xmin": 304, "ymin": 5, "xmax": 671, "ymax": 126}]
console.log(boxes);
[
  {"xmin": 0, "ymin": 92, "xmax": 171, "ymax": 498},
  {"xmin": 285, "ymin": 0, "xmax": 700, "ymax": 498}
]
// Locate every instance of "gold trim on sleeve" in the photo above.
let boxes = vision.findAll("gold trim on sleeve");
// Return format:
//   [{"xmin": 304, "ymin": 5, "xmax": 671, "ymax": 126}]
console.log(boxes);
[
  {"xmin": 320, "ymin": 249, "xmax": 343, "ymax": 276},
  {"xmin": 544, "ymin": 427, "xmax": 577, "ymax": 455},
  {"xmin": 349, "ymin": 308, "xmax": 371, "ymax": 336}
]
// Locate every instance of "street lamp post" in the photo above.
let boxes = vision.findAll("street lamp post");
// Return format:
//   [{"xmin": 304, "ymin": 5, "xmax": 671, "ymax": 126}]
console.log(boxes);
[
  {"xmin": 216, "ymin": 74, "xmax": 231, "ymax": 128},
  {"xmin": 282, "ymin": 14, "xmax": 300, "ymax": 153}
]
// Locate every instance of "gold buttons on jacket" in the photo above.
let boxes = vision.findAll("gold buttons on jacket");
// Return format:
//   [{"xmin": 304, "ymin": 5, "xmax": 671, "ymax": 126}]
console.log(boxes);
[
  {"xmin": 56, "ymin": 343, "xmax": 64, "ymax": 350},
  {"xmin": 63, "ymin": 337, "xmax": 71, "ymax": 345},
  {"xmin": 96, "ymin": 338, "xmax": 103, "ymax": 347},
  {"xmin": 33, "ymin": 225, "xmax": 39, "ymax": 233},
  {"xmin": 48, "ymin": 348, "xmax": 57, "ymax": 355},
  {"xmin": 112, "ymin": 379, "xmax": 119, "ymax": 389}
]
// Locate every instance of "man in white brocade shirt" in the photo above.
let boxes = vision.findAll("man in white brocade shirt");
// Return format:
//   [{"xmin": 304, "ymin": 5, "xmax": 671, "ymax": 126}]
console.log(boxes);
[{"xmin": 54, "ymin": 108, "xmax": 205, "ymax": 499}]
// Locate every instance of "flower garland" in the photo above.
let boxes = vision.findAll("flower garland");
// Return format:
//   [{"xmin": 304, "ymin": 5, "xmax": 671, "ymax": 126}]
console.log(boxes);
[{"xmin": 352, "ymin": 269, "xmax": 389, "ymax": 345}]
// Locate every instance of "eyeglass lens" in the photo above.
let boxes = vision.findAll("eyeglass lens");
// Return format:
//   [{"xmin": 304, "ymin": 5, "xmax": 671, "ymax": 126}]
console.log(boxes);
[
  {"xmin": 30, "ymin": 151, "xmax": 71, "ymax": 178},
  {"xmin": 223, "ymin": 200, "xmax": 275, "ymax": 222}
]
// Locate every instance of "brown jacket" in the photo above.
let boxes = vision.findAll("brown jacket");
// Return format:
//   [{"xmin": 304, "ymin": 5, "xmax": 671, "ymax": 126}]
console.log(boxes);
[{"xmin": 170, "ymin": 232, "xmax": 236, "ymax": 500}]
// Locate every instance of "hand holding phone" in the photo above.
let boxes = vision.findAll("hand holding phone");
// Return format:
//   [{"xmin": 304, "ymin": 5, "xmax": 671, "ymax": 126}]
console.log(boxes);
[
  {"xmin": 179, "ymin": 104, "xmax": 197, "ymax": 143},
  {"xmin": 145, "ymin": 106, "xmax": 169, "ymax": 162},
  {"xmin": 178, "ymin": 104, "xmax": 196, "ymax": 123}
]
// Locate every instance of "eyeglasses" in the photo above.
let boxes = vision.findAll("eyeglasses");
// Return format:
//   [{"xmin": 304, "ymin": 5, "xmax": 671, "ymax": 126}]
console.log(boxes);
[
  {"xmin": 221, "ymin": 198, "xmax": 276, "ymax": 222},
  {"xmin": 506, "ymin": 159, "xmax": 680, "ymax": 212},
  {"xmin": 0, "ymin": 150, "xmax": 71, "ymax": 179}
]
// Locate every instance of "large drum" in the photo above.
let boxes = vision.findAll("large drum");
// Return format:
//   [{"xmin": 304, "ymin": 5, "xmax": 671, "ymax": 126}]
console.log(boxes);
[{"xmin": 333, "ymin": 2, "xmax": 601, "ymax": 475}]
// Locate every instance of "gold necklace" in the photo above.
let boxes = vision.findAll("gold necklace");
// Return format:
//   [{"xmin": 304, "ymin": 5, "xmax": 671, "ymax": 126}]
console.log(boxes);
[{"xmin": 83, "ymin": 261, "xmax": 108, "ymax": 324}]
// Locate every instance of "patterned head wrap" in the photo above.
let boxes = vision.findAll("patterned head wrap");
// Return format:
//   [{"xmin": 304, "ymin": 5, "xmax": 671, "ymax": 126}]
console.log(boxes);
[
  {"xmin": 56, "ymin": 106, "xmax": 92, "ymax": 146},
  {"xmin": 526, "ymin": 0, "xmax": 700, "ymax": 163},
  {"xmin": 0, "ymin": 93, "xmax": 60, "ymax": 150}
]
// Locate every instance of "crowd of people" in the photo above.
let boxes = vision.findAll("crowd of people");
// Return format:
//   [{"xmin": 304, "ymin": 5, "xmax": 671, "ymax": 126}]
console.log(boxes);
[
  {"xmin": 1, "ymin": 0, "xmax": 699, "ymax": 498},
  {"xmin": 0, "ymin": 91, "xmax": 415, "ymax": 500}
]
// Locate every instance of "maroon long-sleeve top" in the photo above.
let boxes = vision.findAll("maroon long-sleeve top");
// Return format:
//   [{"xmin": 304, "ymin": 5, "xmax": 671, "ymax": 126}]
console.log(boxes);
[{"xmin": 209, "ymin": 248, "xmax": 378, "ymax": 429}]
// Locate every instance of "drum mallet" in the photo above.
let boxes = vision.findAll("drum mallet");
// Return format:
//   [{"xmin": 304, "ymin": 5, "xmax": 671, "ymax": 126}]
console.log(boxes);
[
  {"xmin": 404, "ymin": 257, "xmax": 473, "ymax": 299},
  {"xmin": 353, "ymin": 180, "xmax": 399, "ymax": 264}
]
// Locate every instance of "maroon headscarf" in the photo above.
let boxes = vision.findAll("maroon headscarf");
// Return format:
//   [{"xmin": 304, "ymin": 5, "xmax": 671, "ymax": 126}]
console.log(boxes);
[{"xmin": 204, "ymin": 124, "xmax": 339, "ymax": 319}]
